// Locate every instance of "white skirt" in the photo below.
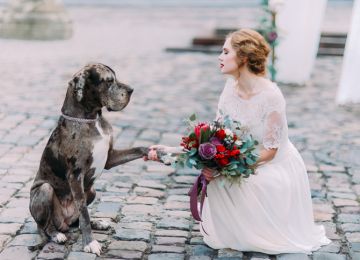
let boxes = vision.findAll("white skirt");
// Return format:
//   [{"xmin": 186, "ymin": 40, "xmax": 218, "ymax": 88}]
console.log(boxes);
[{"xmin": 200, "ymin": 141, "xmax": 331, "ymax": 254}]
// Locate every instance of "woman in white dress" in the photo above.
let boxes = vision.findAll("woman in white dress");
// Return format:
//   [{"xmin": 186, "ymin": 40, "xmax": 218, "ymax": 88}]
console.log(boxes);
[{"xmin": 146, "ymin": 29, "xmax": 330, "ymax": 254}]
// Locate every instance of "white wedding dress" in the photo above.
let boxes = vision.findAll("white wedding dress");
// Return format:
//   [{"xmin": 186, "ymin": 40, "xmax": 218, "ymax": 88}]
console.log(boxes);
[{"xmin": 200, "ymin": 78, "xmax": 331, "ymax": 254}]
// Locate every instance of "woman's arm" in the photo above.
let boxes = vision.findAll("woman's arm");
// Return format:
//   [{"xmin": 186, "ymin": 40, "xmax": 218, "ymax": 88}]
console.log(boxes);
[{"xmin": 255, "ymin": 147, "xmax": 278, "ymax": 166}]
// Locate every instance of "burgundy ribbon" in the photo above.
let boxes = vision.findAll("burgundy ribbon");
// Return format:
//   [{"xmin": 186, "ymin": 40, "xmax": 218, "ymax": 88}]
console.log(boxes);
[{"xmin": 188, "ymin": 173, "xmax": 208, "ymax": 222}]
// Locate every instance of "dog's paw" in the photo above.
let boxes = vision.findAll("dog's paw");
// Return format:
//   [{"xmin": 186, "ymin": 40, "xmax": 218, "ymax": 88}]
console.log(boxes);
[
  {"xmin": 51, "ymin": 232, "xmax": 67, "ymax": 243},
  {"xmin": 90, "ymin": 219, "xmax": 110, "ymax": 230},
  {"xmin": 84, "ymin": 240, "xmax": 102, "ymax": 256}
]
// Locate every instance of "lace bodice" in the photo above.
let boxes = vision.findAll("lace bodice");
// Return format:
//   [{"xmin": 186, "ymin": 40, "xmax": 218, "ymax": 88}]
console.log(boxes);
[{"xmin": 216, "ymin": 78, "xmax": 289, "ymax": 150}]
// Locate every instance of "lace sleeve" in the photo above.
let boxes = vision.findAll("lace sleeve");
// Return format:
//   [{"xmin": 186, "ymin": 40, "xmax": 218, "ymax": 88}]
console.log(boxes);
[{"xmin": 262, "ymin": 91, "xmax": 286, "ymax": 150}]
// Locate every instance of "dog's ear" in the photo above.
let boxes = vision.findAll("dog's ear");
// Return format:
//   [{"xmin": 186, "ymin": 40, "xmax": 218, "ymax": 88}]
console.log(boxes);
[{"xmin": 69, "ymin": 71, "xmax": 88, "ymax": 102}]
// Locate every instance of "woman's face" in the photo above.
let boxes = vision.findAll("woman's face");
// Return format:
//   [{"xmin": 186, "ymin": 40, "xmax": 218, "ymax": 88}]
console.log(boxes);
[{"xmin": 218, "ymin": 37, "xmax": 239, "ymax": 78}]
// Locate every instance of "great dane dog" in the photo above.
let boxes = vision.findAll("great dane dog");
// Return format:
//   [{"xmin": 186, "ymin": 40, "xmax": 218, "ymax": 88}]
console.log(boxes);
[{"xmin": 29, "ymin": 63, "xmax": 148, "ymax": 255}]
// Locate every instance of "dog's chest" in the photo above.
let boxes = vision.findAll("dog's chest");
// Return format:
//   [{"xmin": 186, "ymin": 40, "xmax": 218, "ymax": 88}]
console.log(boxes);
[{"xmin": 90, "ymin": 121, "xmax": 111, "ymax": 178}]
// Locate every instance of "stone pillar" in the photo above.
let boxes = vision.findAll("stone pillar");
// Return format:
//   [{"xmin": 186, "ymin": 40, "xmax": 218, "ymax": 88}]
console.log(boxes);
[
  {"xmin": 336, "ymin": 0, "xmax": 360, "ymax": 105},
  {"xmin": 275, "ymin": 0, "xmax": 328, "ymax": 85},
  {"xmin": 0, "ymin": 0, "xmax": 72, "ymax": 40}
]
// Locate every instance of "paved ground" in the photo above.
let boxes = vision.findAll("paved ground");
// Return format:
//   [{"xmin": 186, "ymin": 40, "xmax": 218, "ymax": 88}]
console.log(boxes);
[{"xmin": 0, "ymin": 2, "xmax": 359, "ymax": 260}]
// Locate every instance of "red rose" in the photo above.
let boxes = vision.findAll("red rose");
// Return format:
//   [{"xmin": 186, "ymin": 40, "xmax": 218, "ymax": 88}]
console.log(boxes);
[
  {"xmin": 216, "ymin": 145, "xmax": 226, "ymax": 152},
  {"xmin": 215, "ymin": 129, "xmax": 226, "ymax": 140},
  {"xmin": 222, "ymin": 150, "xmax": 230, "ymax": 158},
  {"xmin": 215, "ymin": 153, "xmax": 225, "ymax": 159},
  {"xmin": 218, "ymin": 158, "xmax": 229, "ymax": 166},
  {"xmin": 230, "ymin": 149, "xmax": 240, "ymax": 157},
  {"xmin": 194, "ymin": 123, "xmax": 210, "ymax": 140}
]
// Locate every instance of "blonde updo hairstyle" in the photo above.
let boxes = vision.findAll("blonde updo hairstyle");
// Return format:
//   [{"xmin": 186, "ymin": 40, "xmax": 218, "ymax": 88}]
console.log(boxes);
[{"xmin": 228, "ymin": 29, "xmax": 271, "ymax": 76}]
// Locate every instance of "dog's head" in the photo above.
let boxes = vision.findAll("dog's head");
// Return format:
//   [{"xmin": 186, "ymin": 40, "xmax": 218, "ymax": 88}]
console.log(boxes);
[{"xmin": 68, "ymin": 63, "xmax": 133, "ymax": 112}]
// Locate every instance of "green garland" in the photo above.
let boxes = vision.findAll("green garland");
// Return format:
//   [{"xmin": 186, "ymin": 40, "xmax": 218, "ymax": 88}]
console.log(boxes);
[{"xmin": 259, "ymin": 0, "xmax": 279, "ymax": 82}]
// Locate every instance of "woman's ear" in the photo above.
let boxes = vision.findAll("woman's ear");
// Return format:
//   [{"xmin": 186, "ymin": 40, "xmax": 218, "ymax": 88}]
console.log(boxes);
[
  {"xmin": 240, "ymin": 57, "xmax": 248, "ymax": 66},
  {"xmin": 237, "ymin": 56, "xmax": 247, "ymax": 68}
]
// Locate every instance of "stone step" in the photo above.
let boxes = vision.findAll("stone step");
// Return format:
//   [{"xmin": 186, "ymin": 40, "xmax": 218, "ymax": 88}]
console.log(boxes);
[
  {"xmin": 318, "ymin": 47, "xmax": 345, "ymax": 56},
  {"xmin": 321, "ymin": 31, "xmax": 347, "ymax": 38},
  {"xmin": 166, "ymin": 46, "xmax": 220, "ymax": 54},
  {"xmin": 319, "ymin": 36, "xmax": 346, "ymax": 48}
]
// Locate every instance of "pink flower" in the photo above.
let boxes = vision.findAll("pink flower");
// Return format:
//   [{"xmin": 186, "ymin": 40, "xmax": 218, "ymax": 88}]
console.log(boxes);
[
  {"xmin": 210, "ymin": 137, "xmax": 222, "ymax": 146},
  {"xmin": 267, "ymin": 31, "xmax": 278, "ymax": 43},
  {"xmin": 198, "ymin": 143, "xmax": 217, "ymax": 160}
]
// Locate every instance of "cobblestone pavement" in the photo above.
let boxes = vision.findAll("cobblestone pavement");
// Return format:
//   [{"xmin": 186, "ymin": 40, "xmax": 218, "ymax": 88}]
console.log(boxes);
[{"xmin": 0, "ymin": 3, "xmax": 359, "ymax": 260}]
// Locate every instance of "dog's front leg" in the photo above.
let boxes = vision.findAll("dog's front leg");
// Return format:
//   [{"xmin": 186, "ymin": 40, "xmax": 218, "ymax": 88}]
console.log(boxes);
[
  {"xmin": 68, "ymin": 174, "xmax": 102, "ymax": 256},
  {"xmin": 105, "ymin": 147, "xmax": 148, "ymax": 170}
]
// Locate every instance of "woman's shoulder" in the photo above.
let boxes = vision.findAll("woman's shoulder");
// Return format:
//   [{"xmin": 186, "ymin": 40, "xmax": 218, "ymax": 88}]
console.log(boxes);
[
  {"xmin": 262, "ymin": 80, "xmax": 284, "ymax": 99},
  {"xmin": 261, "ymin": 80, "xmax": 286, "ymax": 110}
]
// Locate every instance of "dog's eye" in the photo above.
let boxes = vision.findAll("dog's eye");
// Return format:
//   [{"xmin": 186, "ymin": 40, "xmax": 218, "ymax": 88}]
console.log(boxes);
[{"xmin": 106, "ymin": 78, "xmax": 114, "ymax": 84}]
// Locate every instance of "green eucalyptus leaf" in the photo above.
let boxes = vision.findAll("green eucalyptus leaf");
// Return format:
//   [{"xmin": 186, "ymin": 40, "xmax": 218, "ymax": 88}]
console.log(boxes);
[
  {"xmin": 240, "ymin": 147, "xmax": 247, "ymax": 153},
  {"xmin": 228, "ymin": 164, "xmax": 238, "ymax": 170},
  {"xmin": 189, "ymin": 158, "xmax": 197, "ymax": 166},
  {"xmin": 197, "ymin": 162, "xmax": 204, "ymax": 169},
  {"xmin": 229, "ymin": 171, "xmax": 237, "ymax": 176},
  {"xmin": 194, "ymin": 164, "xmax": 202, "ymax": 170},
  {"xmin": 189, "ymin": 148, "xmax": 197, "ymax": 156},
  {"xmin": 238, "ymin": 165, "xmax": 246, "ymax": 173},
  {"xmin": 246, "ymin": 157, "xmax": 256, "ymax": 165},
  {"xmin": 186, "ymin": 159, "xmax": 193, "ymax": 168},
  {"xmin": 189, "ymin": 133, "xmax": 196, "ymax": 140}
]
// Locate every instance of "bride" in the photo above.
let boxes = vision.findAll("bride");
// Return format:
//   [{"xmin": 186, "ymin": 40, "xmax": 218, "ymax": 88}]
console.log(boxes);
[{"xmin": 146, "ymin": 28, "xmax": 330, "ymax": 254}]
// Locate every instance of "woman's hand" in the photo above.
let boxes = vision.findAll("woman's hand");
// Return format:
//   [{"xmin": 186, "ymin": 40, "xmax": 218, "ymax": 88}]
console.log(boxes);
[
  {"xmin": 255, "ymin": 147, "xmax": 278, "ymax": 165},
  {"xmin": 143, "ymin": 149, "xmax": 158, "ymax": 161},
  {"xmin": 143, "ymin": 145, "xmax": 169, "ymax": 161},
  {"xmin": 202, "ymin": 167, "xmax": 220, "ymax": 182}
]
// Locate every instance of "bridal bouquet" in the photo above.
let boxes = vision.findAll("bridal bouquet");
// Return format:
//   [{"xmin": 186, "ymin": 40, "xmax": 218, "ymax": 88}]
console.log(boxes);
[
  {"xmin": 174, "ymin": 114, "xmax": 259, "ymax": 221},
  {"xmin": 176, "ymin": 114, "xmax": 259, "ymax": 180}
]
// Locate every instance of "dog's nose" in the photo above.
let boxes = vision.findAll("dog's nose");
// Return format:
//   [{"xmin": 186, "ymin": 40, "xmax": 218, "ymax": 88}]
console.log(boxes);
[{"xmin": 128, "ymin": 88, "xmax": 134, "ymax": 94}]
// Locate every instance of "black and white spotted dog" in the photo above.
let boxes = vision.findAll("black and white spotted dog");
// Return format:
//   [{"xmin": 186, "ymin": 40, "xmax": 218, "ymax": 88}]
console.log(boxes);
[{"xmin": 29, "ymin": 63, "xmax": 148, "ymax": 255}]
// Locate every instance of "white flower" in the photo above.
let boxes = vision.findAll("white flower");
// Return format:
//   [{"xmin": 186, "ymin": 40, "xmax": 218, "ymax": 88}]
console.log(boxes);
[
  {"xmin": 225, "ymin": 128, "xmax": 233, "ymax": 137},
  {"xmin": 235, "ymin": 140, "xmax": 243, "ymax": 146},
  {"xmin": 268, "ymin": 0, "xmax": 284, "ymax": 13}
]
